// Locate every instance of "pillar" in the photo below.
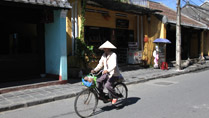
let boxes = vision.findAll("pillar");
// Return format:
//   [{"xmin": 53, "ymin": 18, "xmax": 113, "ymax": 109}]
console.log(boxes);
[{"xmin": 45, "ymin": 10, "xmax": 68, "ymax": 81}]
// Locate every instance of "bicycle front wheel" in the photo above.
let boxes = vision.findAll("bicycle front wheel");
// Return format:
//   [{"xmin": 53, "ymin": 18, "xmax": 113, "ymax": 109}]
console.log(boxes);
[{"xmin": 74, "ymin": 89, "xmax": 98, "ymax": 118}]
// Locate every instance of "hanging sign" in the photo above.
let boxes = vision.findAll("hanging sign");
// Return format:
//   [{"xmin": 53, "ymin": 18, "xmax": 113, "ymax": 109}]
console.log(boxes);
[{"xmin": 116, "ymin": 19, "xmax": 129, "ymax": 28}]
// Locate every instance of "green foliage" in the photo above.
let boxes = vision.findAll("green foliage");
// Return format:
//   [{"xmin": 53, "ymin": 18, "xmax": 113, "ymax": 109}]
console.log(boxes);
[
  {"xmin": 76, "ymin": 37, "xmax": 95, "ymax": 69},
  {"xmin": 74, "ymin": 0, "xmax": 94, "ymax": 69},
  {"xmin": 80, "ymin": 0, "xmax": 86, "ymax": 40},
  {"xmin": 75, "ymin": 0, "xmax": 99, "ymax": 69}
]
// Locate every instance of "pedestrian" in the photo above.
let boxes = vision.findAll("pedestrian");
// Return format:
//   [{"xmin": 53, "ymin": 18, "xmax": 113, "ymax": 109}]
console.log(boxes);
[
  {"xmin": 91, "ymin": 40, "xmax": 121, "ymax": 104},
  {"xmin": 153, "ymin": 45, "xmax": 159, "ymax": 69}
]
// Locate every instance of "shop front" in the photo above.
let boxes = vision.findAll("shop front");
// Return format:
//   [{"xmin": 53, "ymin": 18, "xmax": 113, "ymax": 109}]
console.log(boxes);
[
  {"xmin": 0, "ymin": 5, "xmax": 46, "ymax": 82},
  {"xmin": 166, "ymin": 24, "xmax": 202, "ymax": 61},
  {"xmin": 84, "ymin": 5, "xmax": 138, "ymax": 64},
  {"xmin": 67, "ymin": 0, "xmax": 161, "ymax": 76},
  {"xmin": 84, "ymin": 26, "xmax": 134, "ymax": 63},
  {"xmin": 0, "ymin": 1, "xmax": 71, "ymax": 84}
]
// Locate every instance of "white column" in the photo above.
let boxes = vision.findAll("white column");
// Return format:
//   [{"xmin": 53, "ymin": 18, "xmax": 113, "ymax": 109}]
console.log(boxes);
[
  {"xmin": 74, "ymin": 0, "xmax": 78, "ymax": 52},
  {"xmin": 71, "ymin": 2, "xmax": 75, "ymax": 56},
  {"xmin": 75, "ymin": 0, "xmax": 78, "ymax": 38}
]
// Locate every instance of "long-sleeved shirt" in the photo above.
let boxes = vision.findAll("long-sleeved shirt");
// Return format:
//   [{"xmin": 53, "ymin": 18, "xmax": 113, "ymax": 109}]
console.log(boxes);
[{"xmin": 94, "ymin": 52, "xmax": 120, "ymax": 78}]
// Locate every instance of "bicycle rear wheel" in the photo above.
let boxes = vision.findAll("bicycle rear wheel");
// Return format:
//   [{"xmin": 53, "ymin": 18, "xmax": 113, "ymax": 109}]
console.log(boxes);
[
  {"xmin": 74, "ymin": 89, "xmax": 98, "ymax": 118},
  {"xmin": 114, "ymin": 82, "xmax": 128, "ymax": 105}
]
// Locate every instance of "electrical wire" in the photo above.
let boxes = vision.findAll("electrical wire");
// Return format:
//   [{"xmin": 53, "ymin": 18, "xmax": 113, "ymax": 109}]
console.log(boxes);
[
  {"xmin": 189, "ymin": 0, "xmax": 204, "ymax": 6},
  {"xmin": 199, "ymin": 0, "xmax": 205, "ymax": 4},
  {"xmin": 184, "ymin": 5, "xmax": 201, "ymax": 21},
  {"xmin": 182, "ymin": 1, "xmax": 209, "ymax": 25}
]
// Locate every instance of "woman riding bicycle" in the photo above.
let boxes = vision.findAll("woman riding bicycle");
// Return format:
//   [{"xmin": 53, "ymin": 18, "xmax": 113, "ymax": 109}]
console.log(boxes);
[{"xmin": 91, "ymin": 40, "xmax": 122, "ymax": 104}]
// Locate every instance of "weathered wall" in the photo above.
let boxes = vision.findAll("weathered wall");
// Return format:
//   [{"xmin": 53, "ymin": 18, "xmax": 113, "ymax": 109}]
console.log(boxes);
[
  {"xmin": 190, "ymin": 33, "xmax": 199, "ymax": 58},
  {"xmin": 85, "ymin": 5, "xmax": 138, "ymax": 42},
  {"xmin": 66, "ymin": 1, "xmax": 166, "ymax": 66},
  {"xmin": 67, "ymin": 0, "xmax": 82, "ymax": 56},
  {"xmin": 45, "ymin": 10, "xmax": 68, "ymax": 80},
  {"xmin": 203, "ymin": 31, "xmax": 209, "ymax": 56},
  {"xmin": 142, "ymin": 15, "xmax": 166, "ymax": 65}
]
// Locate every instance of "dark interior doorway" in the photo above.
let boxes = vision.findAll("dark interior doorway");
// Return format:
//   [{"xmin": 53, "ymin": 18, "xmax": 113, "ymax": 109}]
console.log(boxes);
[
  {"xmin": 0, "ymin": 6, "xmax": 45, "ymax": 83},
  {"xmin": 84, "ymin": 26, "xmax": 134, "ymax": 63}
]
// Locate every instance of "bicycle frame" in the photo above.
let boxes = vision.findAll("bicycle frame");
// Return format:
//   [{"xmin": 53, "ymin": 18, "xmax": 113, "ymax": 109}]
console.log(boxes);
[
  {"xmin": 84, "ymin": 70, "xmax": 126, "ymax": 102},
  {"xmin": 74, "ymin": 71, "xmax": 128, "ymax": 118}
]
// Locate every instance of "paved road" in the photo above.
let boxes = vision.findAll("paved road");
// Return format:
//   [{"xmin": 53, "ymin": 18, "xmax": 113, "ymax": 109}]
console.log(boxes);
[{"xmin": 0, "ymin": 69, "xmax": 209, "ymax": 118}]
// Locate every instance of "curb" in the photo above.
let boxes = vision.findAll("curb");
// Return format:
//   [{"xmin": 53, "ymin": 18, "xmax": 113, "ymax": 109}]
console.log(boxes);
[
  {"xmin": 0, "ymin": 65, "xmax": 209, "ymax": 112},
  {"xmin": 0, "ymin": 93, "xmax": 77, "ymax": 112},
  {"xmin": 125, "ymin": 64, "xmax": 209, "ymax": 85}
]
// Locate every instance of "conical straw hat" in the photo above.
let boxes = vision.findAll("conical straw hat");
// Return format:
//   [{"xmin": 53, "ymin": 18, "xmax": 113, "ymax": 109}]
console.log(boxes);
[{"xmin": 99, "ymin": 40, "xmax": 117, "ymax": 50}]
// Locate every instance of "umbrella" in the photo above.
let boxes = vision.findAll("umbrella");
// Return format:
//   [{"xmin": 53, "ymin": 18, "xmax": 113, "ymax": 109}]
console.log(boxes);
[{"xmin": 153, "ymin": 38, "xmax": 171, "ymax": 43}]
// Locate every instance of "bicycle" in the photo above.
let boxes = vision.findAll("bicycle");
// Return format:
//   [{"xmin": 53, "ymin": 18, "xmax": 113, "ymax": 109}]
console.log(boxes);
[{"xmin": 74, "ymin": 70, "xmax": 128, "ymax": 118}]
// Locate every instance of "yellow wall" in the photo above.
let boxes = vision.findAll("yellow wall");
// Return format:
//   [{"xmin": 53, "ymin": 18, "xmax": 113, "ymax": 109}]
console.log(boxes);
[
  {"xmin": 203, "ymin": 31, "xmax": 209, "ymax": 56},
  {"xmin": 67, "ymin": 0, "xmax": 82, "ymax": 68},
  {"xmin": 201, "ymin": 31, "xmax": 204, "ymax": 58},
  {"xmin": 190, "ymin": 33, "xmax": 199, "ymax": 58},
  {"xmin": 66, "ymin": 10, "xmax": 72, "ymax": 56},
  {"xmin": 66, "ymin": 2, "xmax": 141, "ymax": 54},
  {"xmin": 85, "ymin": 6, "xmax": 136, "ymax": 30},
  {"xmin": 85, "ymin": 5, "xmax": 138, "ymax": 42},
  {"xmin": 66, "ymin": 1, "xmax": 166, "ymax": 66},
  {"xmin": 142, "ymin": 15, "xmax": 166, "ymax": 65},
  {"xmin": 67, "ymin": 0, "xmax": 82, "ymax": 56}
]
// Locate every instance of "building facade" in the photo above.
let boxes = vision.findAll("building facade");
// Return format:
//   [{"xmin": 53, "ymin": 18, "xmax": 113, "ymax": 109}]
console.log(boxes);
[
  {"xmin": 149, "ymin": 1, "xmax": 208, "ymax": 62},
  {"xmin": 0, "ymin": 0, "xmax": 71, "ymax": 84},
  {"xmin": 181, "ymin": 1, "xmax": 209, "ymax": 58},
  {"xmin": 67, "ymin": 0, "xmax": 165, "ymax": 78}
]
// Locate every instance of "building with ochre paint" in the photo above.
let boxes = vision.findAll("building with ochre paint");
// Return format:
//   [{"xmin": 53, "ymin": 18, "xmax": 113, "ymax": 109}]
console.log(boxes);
[{"xmin": 67, "ymin": 0, "xmax": 165, "ymax": 78}]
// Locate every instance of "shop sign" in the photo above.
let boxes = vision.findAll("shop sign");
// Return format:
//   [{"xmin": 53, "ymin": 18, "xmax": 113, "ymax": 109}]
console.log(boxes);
[{"xmin": 116, "ymin": 19, "xmax": 129, "ymax": 28}]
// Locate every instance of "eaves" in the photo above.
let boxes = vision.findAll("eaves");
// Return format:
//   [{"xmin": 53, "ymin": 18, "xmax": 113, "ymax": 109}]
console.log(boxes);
[
  {"xmin": 87, "ymin": 0, "xmax": 161, "ymax": 15},
  {"xmin": 1, "ymin": 0, "xmax": 72, "ymax": 9},
  {"xmin": 167, "ymin": 19, "xmax": 208, "ymax": 30}
]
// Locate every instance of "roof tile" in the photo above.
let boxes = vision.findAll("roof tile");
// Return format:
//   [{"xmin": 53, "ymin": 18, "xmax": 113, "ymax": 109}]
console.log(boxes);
[
  {"xmin": 3, "ymin": 0, "xmax": 71, "ymax": 9},
  {"xmin": 149, "ymin": 1, "xmax": 206, "ymax": 28}
]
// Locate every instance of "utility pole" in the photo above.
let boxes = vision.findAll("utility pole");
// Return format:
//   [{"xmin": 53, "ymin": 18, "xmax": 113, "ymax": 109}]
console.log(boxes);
[{"xmin": 176, "ymin": 0, "xmax": 181, "ymax": 70}]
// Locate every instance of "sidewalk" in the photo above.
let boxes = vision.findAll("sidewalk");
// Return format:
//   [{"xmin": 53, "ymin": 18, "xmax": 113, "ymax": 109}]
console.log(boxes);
[{"xmin": 0, "ymin": 60, "xmax": 209, "ymax": 112}]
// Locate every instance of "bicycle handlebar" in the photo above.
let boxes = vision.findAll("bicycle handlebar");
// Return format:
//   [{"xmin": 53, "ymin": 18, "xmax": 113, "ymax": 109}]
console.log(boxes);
[{"xmin": 90, "ymin": 70, "xmax": 103, "ymax": 77}]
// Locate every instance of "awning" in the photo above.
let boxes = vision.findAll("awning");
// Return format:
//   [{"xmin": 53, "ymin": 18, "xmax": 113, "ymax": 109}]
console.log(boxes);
[
  {"xmin": 87, "ymin": 0, "xmax": 161, "ymax": 15},
  {"xmin": 1, "ymin": 0, "xmax": 72, "ymax": 9}
]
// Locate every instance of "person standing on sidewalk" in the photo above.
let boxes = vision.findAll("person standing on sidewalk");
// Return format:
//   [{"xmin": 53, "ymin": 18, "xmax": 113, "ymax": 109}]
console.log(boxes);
[{"xmin": 91, "ymin": 40, "xmax": 121, "ymax": 104}]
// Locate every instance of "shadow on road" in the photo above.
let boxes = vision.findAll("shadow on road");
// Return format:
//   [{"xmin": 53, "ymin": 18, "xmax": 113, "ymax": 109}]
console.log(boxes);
[{"xmin": 93, "ymin": 97, "xmax": 141, "ymax": 116}]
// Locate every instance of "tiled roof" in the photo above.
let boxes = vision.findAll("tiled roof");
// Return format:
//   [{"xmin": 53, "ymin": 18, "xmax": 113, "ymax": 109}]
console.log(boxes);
[
  {"xmin": 87, "ymin": 0, "xmax": 161, "ymax": 15},
  {"xmin": 182, "ymin": 3, "xmax": 209, "ymax": 27},
  {"xmin": 149, "ymin": 1, "xmax": 207, "ymax": 29},
  {"xmin": 201, "ymin": 1, "xmax": 209, "ymax": 9},
  {"xmin": 2, "ymin": 0, "xmax": 71, "ymax": 9}
]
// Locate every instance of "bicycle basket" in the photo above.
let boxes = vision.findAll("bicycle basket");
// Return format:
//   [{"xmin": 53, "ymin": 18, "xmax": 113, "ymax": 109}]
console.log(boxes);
[{"xmin": 81, "ymin": 75, "xmax": 97, "ymax": 88}]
